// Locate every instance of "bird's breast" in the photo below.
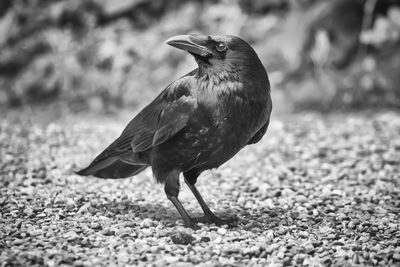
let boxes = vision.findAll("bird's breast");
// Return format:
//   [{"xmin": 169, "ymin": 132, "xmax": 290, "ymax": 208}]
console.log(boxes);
[
  {"xmin": 170, "ymin": 73, "xmax": 270, "ymax": 170},
  {"xmin": 193, "ymin": 76, "xmax": 243, "ymax": 106},
  {"xmin": 184, "ymin": 91, "xmax": 267, "ymax": 166},
  {"xmin": 194, "ymin": 75, "xmax": 268, "ymax": 133}
]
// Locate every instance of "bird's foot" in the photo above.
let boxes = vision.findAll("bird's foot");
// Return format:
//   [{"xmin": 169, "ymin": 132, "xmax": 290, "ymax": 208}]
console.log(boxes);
[
  {"xmin": 184, "ymin": 220, "xmax": 201, "ymax": 230},
  {"xmin": 193, "ymin": 213, "xmax": 237, "ymax": 226}
]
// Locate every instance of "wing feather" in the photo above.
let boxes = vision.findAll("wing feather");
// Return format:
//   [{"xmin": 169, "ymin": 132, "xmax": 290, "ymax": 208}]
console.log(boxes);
[
  {"xmin": 153, "ymin": 113, "xmax": 189, "ymax": 146},
  {"xmin": 88, "ymin": 72, "xmax": 197, "ymax": 163}
]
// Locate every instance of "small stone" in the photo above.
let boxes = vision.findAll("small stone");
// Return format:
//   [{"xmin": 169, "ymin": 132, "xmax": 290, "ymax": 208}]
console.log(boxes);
[
  {"xmin": 312, "ymin": 241, "xmax": 323, "ymax": 247},
  {"xmin": 277, "ymin": 227, "xmax": 287, "ymax": 235},
  {"xmin": 326, "ymin": 233, "xmax": 335, "ymax": 239},
  {"xmin": 283, "ymin": 257, "xmax": 292, "ymax": 266},
  {"xmin": 290, "ymin": 211, "xmax": 299, "ymax": 218},
  {"xmin": 393, "ymin": 253, "xmax": 400, "ymax": 261},
  {"xmin": 64, "ymin": 231, "xmax": 79, "ymax": 241},
  {"xmin": 217, "ymin": 228, "xmax": 227, "ymax": 235},
  {"xmin": 30, "ymin": 229, "xmax": 43, "ymax": 236},
  {"xmin": 266, "ymin": 230, "xmax": 274, "ymax": 241},
  {"xmin": 305, "ymin": 243, "xmax": 315, "ymax": 254},
  {"xmin": 332, "ymin": 241, "xmax": 344, "ymax": 246},
  {"xmin": 102, "ymin": 229, "xmax": 115, "ymax": 236},
  {"xmin": 36, "ymin": 213, "xmax": 46, "ymax": 218},
  {"xmin": 90, "ymin": 222, "xmax": 102, "ymax": 230},
  {"xmin": 164, "ymin": 256, "xmax": 179, "ymax": 263},
  {"xmin": 12, "ymin": 239, "xmax": 24, "ymax": 246},
  {"xmin": 170, "ymin": 231, "xmax": 194, "ymax": 245},
  {"xmin": 298, "ymin": 231, "xmax": 308, "ymax": 238},
  {"xmin": 242, "ymin": 246, "xmax": 261, "ymax": 256},
  {"xmin": 201, "ymin": 236, "xmax": 210, "ymax": 242},
  {"xmin": 140, "ymin": 218, "xmax": 156, "ymax": 228},
  {"xmin": 150, "ymin": 246, "xmax": 159, "ymax": 253},
  {"xmin": 370, "ymin": 227, "xmax": 378, "ymax": 233},
  {"xmin": 141, "ymin": 229, "xmax": 153, "ymax": 236},
  {"xmin": 222, "ymin": 244, "xmax": 240, "ymax": 254},
  {"xmin": 214, "ymin": 236, "xmax": 222, "ymax": 244},
  {"xmin": 65, "ymin": 198, "xmax": 76, "ymax": 210},
  {"xmin": 77, "ymin": 202, "xmax": 91, "ymax": 214}
]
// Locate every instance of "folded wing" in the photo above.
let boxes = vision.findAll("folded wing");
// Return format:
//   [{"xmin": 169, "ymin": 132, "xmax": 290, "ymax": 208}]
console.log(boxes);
[{"xmin": 77, "ymin": 74, "xmax": 197, "ymax": 178}]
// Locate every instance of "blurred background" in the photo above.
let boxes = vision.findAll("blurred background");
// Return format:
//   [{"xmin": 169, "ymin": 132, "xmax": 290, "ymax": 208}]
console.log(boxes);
[{"xmin": 1, "ymin": 0, "xmax": 400, "ymax": 118}]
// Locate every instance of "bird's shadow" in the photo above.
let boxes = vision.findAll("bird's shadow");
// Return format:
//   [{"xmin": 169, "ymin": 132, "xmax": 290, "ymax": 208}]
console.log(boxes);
[{"xmin": 90, "ymin": 200, "xmax": 290, "ymax": 230}]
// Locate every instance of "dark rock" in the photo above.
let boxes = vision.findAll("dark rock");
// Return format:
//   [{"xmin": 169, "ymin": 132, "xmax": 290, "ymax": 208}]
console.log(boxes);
[
  {"xmin": 170, "ymin": 231, "xmax": 194, "ymax": 245},
  {"xmin": 201, "ymin": 236, "xmax": 211, "ymax": 242}
]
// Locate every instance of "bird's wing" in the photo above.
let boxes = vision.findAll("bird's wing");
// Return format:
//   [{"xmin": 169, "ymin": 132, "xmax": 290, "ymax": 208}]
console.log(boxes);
[
  {"xmin": 152, "ymin": 105, "xmax": 191, "ymax": 147},
  {"xmin": 89, "ymin": 74, "xmax": 197, "ymax": 164},
  {"xmin": 131, "ymin": 92, "xmax": 196, "ymax": 152}
]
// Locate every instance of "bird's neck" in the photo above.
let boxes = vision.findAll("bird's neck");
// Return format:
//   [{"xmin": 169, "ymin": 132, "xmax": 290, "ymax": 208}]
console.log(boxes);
[
  {"xmin": 194, "ymin": 67, "xmax": 244, "ymax": 102},
  {"xmin": 194, "ymin": 64, "xmax": 270, "ymax": 101},
  {"xmin": 196, "ymin": 62, "xmax": 241, "ymax": 83}
]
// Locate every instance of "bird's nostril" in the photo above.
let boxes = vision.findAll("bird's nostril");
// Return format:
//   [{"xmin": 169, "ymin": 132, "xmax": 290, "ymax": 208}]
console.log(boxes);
[{"xmin": 189, "ymin": 34, "xmax": 208, "ymax": 45}]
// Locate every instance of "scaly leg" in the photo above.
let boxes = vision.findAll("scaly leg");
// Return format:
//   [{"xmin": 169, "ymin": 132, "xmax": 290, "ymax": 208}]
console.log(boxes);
[
  {"xmin": 184, "ymin": 178, "xmax": 237, "ymax": 225},
  {"xmin": 164, "ymin": 170, "xmax": 197, "ymax": 228}
]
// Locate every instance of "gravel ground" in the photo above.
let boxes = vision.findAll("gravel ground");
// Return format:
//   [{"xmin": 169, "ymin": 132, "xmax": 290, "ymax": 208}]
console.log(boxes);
[{"xmin": 1, "ymin": 111, "xmax": 400, "ymax": 266}]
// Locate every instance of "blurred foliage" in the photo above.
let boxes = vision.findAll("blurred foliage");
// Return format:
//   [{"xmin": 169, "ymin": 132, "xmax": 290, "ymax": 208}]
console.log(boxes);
[{"xmin": 0, "ymin": 0, "xmax": 399, "ymax": 113}]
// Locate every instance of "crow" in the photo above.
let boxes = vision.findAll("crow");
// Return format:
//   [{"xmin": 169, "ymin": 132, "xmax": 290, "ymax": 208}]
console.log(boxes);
[{"xmin": 77, "ymin": 34, "xmax": 272, "ymax": 227}]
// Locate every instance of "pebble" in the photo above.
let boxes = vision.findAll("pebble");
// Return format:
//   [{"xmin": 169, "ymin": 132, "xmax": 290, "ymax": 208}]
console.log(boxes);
[
  {"xmin": 242, "ymin": 247, "xmax": 260, "ymax": 256},
  {"xmin": 101, "ymin": 229, "xmax": 115, "ymax": 236},
  {"xmin": 201, "ymin": 236, "xmax": 211, "ymax": 242},
  {"xmin": 64, "ymin": 230, "xmax": 79, "ymax": 241},
  {"xmin": 170, "ymin": 231, "xmax": 194, "ymax": 245},
  {"xmin": 164, "ymin": 256, "xmax": 179, "ymax": 264},
  {"xmin": 141, "ymin": 229, "xmax": 153, "ymax": 236},
  {"xmin": 90, "ymin": 222, "xmax": 102, "ymax": 230},
  {"xmin": 298, "ymin": 231, "xmax": 308, "ymax": 238},
  {"xmin": 140, "ymin": 218, "xmax": 156, "ymax": 228},
  {"xmin": 222, "ymin": 245, "xmax": 240, "ymax": 254},
  {"xmin": 12, "ymin": 239, "xmax": 24, "ymax": 246},
  {"xmin": 348, "ymin": 221, "xmax": 356, "ymax": 229},
  {"xmin": 214, "ymin": 237, "xmax": 222, "ymax": 244},
  {"xmin": 150, "ymin": 246, "xmax": 159, "ymax": 253},
  {"xmin": 277, "ymin": 227, "xmax": 287, "ymax": 235},
  {"xmin": 327, "ymin": 234, "xmax": 336, "ymax": 239},
  {"xmin": 304, "ymin": 243, "xmax": 315, "ymax": 254},
  {"xmin": 266, "ymin": 230, "xmax": 274, "ymax": 241},
  {"xmin": 217, "ymin": 228, "xmax": 227, "ymax": 235},
  {"xmin": 393, "ymin": 253, "xmax": 400, "ymax": 261}
]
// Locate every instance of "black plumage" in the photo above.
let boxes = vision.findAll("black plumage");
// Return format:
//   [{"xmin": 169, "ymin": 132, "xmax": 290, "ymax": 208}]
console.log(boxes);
[{"xmin": 77, "ymin": 34, "xmax": 272, "ymax": 227}]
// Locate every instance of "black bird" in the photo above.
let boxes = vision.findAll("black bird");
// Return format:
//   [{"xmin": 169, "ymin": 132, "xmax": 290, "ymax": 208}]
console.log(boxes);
[{"xmin": 77, "ymin": 34, "xmax": 272, "ymax": 227}]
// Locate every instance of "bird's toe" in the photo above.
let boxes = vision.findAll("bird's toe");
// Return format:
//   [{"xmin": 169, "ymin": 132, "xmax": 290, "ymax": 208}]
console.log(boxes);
[{"xmin": 184, "ymin": 220, "xmax": 201, "ymax": 230}]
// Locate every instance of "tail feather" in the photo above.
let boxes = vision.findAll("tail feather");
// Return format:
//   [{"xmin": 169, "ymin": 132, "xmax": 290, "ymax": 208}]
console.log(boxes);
[
  {"xmin": 77, "ymin": 158, "xmax": 148, "ymax": 179},
  {"xmin": 76, "ymin": 157, "xmax": 117, "ymax": 176}
]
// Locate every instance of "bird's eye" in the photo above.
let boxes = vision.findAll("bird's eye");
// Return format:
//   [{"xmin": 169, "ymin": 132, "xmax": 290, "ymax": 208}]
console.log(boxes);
[{"xmin": 216, "ymin": 42, "xmax": 227, "ymax": 52}]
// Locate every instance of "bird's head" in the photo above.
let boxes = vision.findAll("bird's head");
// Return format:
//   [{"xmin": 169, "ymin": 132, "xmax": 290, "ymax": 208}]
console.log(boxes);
[{"xmin": 166, "ymin": 34, "xmax": 266, "ymax": 79}]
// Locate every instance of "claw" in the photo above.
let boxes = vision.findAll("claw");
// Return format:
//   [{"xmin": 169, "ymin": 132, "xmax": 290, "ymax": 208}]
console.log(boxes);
[
  {"xmin": 183, "ymin": 219, "xmax": 201, "ymax": 230},
  {"xmin": 187, "ymin": 223, "xmax": 201, "ymax": 230}
]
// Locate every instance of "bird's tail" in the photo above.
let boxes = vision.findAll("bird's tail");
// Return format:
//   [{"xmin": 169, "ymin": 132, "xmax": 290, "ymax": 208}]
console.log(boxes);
[{"xmin": 76, "ymin": 157, "xmax": 147, "ymax": 179}]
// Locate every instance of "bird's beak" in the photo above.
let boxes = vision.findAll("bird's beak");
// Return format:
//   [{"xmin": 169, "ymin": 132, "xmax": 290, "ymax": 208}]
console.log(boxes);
[{"xmin": 166, "ymin": 35, "xmax": 212, "ymax": 57}]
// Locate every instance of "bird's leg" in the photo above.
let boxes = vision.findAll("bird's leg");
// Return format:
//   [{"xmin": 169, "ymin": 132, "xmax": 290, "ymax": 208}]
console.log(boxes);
[
  {"xmin": 164, "ymin": 170, "xmax": 197, "ymax": 228},
  {"xmin": 184, "ymin": 179, "xmax": 237, "ymax": 226}
]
